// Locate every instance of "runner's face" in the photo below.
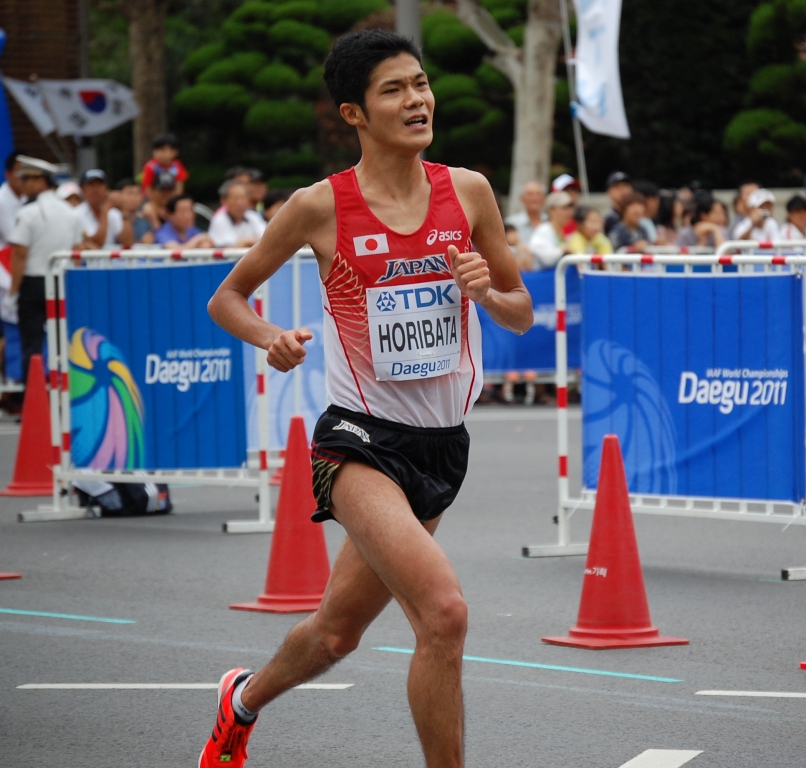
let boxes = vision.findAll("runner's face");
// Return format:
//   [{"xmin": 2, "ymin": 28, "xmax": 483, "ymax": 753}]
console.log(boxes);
[{"xmin": 361, "ymin": 54, "xmax": 433, "ymax": 152}]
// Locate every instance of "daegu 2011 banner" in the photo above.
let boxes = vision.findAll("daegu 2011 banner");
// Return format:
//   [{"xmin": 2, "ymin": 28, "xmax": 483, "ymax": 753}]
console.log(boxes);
[
  {"xmin": 581, "ymin": 272, "xmax": 805, "ymax": 503},
  {"xmin": 64, "ymin": 263, "xmax": 246, "ymax": 471}
]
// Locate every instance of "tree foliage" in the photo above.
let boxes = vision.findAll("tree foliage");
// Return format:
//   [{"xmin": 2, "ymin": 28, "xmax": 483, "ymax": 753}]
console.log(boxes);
[{"xmin": 723, "ymin": 0, "xmax": 806, "ymax": 184}]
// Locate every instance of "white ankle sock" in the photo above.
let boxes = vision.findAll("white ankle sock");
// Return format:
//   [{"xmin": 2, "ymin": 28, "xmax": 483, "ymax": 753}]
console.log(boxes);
[{"xmin": 231, "ymin": 675, "xmax": 258, "ymax": 724}]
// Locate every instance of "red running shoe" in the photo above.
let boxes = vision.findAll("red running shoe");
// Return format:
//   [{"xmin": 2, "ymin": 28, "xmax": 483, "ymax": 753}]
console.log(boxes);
[{"xmin": 199, "ymin": 668, "xmax": 258, "ymax": 767}]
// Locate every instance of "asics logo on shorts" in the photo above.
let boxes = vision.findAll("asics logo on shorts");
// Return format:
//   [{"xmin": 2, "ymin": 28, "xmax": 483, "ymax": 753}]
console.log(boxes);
[{"xmin": 333, "ymin": 420, "xmax": 371, "ymax": 443}]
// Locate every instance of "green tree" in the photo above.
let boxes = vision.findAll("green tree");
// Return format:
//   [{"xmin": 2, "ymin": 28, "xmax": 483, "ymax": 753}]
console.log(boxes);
[
  {"xmin": 724, "ymin": 0, "xmax": 806, "ymax": 185},
  {"xmin": 173, "ymin": 0, "xmax": 389, "ymax": 198}
]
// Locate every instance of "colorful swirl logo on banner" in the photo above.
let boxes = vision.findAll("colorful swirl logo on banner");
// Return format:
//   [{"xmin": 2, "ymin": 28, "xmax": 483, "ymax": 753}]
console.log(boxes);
[
  {"xmin": 69, "ymin": 327, "xmax": 145, "ymax": 469},
  {"xmin": 582, "ymin": 339, "xmax": 677, "ymax": 495}
]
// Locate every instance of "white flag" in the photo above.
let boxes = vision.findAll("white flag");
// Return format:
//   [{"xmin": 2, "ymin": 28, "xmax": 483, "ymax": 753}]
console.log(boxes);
[
  {"xmin": 37, "ymin": 79, "xmax": 139, "ymax": 137},
  {"xmin": 572, "ymin": 0, "xmax": 630, "ymax": 139},
  {"xmin": 3, "ymin": 77, "xmax": 56, "ymax": 136}
]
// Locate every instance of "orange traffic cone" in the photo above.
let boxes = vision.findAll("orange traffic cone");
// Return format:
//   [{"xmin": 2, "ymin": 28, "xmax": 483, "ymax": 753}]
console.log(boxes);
[
  {"xmin": 0, "ymin": 572, "xmax": 21, "ymax": 579},
  {"xmin": 1, "ymin": 354, "xmax": 53, "ymax": 496},
  {"xmin": 231, "ymin": 416, "xmax": 330, "ymax": 613},
  {"xmin": 542, "ymin": 434, "xmax": 688, "ymax": 649}
]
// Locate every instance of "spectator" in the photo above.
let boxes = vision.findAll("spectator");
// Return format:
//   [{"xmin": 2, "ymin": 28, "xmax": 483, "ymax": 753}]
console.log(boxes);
[
  {"xmin": 263, "ymin": 189, "xmax": 290, "ymax": 223},
  {"xmin": 728, "ymin": 181, "xmax": 760, "ymax": 239},
  {"xmin": 567, "ymin": 207, "xmax": 613, "ymax": 255},
  {"xmin": 552, "ymin": 174, "xmax": 581, "ymax": 235},
  {"xmin": 780, "ymin": 195, "xmax": 806, "ymax": 240},
  {"xmin": 609, "ymin": 191, "xmax": 651, "ymax": 252},
  {"xmin": 208, "ymin": 181, "xmax": 266, "ymax": 248},
  {"xmin": 505, "ymin": 181, "xmax": 545, "ymax": 244},
  {"xmin": 0, "ymin": 151, "xmax": 24, "ymax": 246},
  {"xmin": 115, "ymin": 177, "xmax": 144, "ymax": 241},
  {"xmin": 733, "ymin": 188, "xmax": 780, "ymax": 242},
  {"xmin": 676, "ymin": 194, "xmax": 727, "ymax": 249},
  {"xmin": 504, "ymin": 223, "xmax": 533, "ymax": 271},
  {"xmin": 141, "ymin": 132, "xmax": 188, "ymax": 197},
  {"xmin": 139, "ymin": 172, "xmax": 178, "ymax": 242},
  {"xmin": 155, "ymin": 195, "xmax": 214, "ymax": 249},
  {"xmin": 249, "ymin": 169, "xmax": 268, "ymax": 213},
  {"xmin": 56, "ymin": 182, "xmax": 82, "ymax": 207},
  {"xmin": 632, "ymin": 180, "xmax": 660, "ymax": 244},
  {"xmin": 75, "ymin": 169, "xmax": 134, "ymax": 249},
  {"xmin": 225, "ymin": 166, "xmax": 253, "ymax": 186},
  {"xmin": 528, "ymin": 191, "xmax": 574, "ymax": 269},
  {"xmin": 654, "ymin": 189, "xmax": 682, "ymax": 245},
  {"xmin": 603, "ymin": 171, "xmax": 632, "ymax": 235}
]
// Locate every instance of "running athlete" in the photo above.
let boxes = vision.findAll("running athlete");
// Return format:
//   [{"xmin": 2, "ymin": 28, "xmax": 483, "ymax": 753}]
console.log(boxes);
[{"xmin": 201, "ymin": 29, "xmax": 533, "ymax": 768}]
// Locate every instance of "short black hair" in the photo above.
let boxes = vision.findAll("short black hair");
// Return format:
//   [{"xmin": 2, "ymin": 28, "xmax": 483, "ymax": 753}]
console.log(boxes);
[
  {"xmin": 5, "ymin": 151, "xmax": 19, "ymax": 173},
  {"xmin": 115, "ymin": 177, "xmax": 138, "ymax": 190},
  {"xmin": 166, "ymin": 194, "xmax": 193, "ymax": 215},
  {"xmin": 324, "ymin": 29, "xmax": 421, "ymax": 110},
  {"xmin": 787, "ymin": 195, "xmax": 806, "ymax": 213},
  {"xmin": 574, "ymin": 205, "xmax": 598, "ymax": 225},
  {"xmin": 225, "ymin": 165, "xmax": 251, "ymax": 181},
  {"xmin": 632, "ymin": 180, "xmax": 659, "ymax": 199},
  {"xmin": 152, "ymin": 132, "xmax": 178, "ymax": 149}
]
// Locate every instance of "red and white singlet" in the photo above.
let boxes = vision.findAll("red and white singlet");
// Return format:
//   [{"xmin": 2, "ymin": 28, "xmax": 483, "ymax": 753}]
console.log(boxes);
[{"xmin": 321, "ymin": 161, "xmax": 483, "ymax": 428}]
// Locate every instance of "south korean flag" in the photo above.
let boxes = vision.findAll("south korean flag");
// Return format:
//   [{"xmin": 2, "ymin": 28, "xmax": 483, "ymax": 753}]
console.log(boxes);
[{"xmin": 353, "ymin": 233, "xmax": 389, "ymax": 257}]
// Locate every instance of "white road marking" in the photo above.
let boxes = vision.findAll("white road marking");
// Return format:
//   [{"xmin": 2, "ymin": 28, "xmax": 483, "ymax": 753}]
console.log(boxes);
[
  {"xmin": 17, "ymin": 683, "xmax": 353, "ymax": 690},
  {"xmin": 697, "ymin": 690, "xmax": 806, "ymax": 698},
  {"xmin": 617, "ymin": 750, "xmax": 702, "ymax": 768}
]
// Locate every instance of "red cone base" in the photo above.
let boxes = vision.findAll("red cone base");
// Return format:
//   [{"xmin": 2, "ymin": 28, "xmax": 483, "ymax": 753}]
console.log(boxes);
[
  {"xmin": 1, "ymin": 354, "xmax": 53, "ymax": 496},
  {"xmin": 231, "ymin": 416, "xmax": 330, "ymax": 615},
  {"xmin": 542, "ymin": 434, "xmax": 688, "ymax": 650},
  {"xmin": 800, "ymin": 661, "xmax": 806, "ymax": 670},
  {"xmin": 0, "ymin": 572, "xmax": 21, "ymax": 580}
]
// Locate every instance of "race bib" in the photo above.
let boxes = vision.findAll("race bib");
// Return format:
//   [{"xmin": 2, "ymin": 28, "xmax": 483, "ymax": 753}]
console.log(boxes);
[{"xmin": 366, "ymin": 279, "xmax": 462, "ymax": 381}]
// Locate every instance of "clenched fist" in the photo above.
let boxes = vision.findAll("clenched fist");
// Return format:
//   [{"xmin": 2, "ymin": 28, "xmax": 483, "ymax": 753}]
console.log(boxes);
[
  {"xmin": 267, "ymin": 328, "xmax": 313, "ymax": 372},
  {"xmin": 448, "ymin": 244, "xmax": 490, "ymax": 304}
]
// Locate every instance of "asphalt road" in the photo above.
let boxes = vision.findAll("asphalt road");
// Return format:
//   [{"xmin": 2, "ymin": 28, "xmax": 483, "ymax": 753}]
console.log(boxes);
[{"xmin": 1, "ymin": 405, "xmax": 806, "ymax": 768}]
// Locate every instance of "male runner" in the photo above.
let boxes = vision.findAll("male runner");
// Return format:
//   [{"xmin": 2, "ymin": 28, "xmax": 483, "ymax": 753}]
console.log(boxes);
[{"xmin": 201, "ymin": 29, "xmax": 533, "ymax": 768}]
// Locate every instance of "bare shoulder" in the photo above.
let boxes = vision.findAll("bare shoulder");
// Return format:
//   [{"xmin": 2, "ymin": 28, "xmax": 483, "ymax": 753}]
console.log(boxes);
[
  {"xmin": 447, "ymin": 166, "xmax": 499, "ymax": 231},
  {"xmin": 448, "ymin": 166, "xmax": 493, "ymax": 199},
  {"xmin": 283, "ymin": 178, "xmax": 335, "ymax": 223}
]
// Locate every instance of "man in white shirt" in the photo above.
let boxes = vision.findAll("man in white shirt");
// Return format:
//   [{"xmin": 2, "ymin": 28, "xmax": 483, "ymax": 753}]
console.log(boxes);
[
  {"xmin": 74, "ymin": 169, "xmax": 134, "ymax": 249},
  {"xmin": 208, "ymin": 181, "xmax": 266, "ymax": 247},
  {"xmin": 1, "ymin": 158, "xmax": 83, "ymax": 385},
  {"xmin": 0, "ymin": 152, "xmax": 24, "ymax": 246},
  {"xmin": 504, "ymin": 181, "xmax": 546, "ymax": 245},
  {"xmin": 528, "ymin": 191, "xmax": 574, "ymax": 270},
  {"xmin": 780, "ymin": 195, "xmax": 806, "ymax": 240},
  {"xmin": 733, "ymin": 188, "xmax": 781, "ymax": 243}
]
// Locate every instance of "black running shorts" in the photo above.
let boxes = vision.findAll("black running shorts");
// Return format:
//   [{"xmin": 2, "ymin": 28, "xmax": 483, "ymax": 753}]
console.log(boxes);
[{"xmin": 310, "ymin": 405, "xmax": 470, "ymax": 524}]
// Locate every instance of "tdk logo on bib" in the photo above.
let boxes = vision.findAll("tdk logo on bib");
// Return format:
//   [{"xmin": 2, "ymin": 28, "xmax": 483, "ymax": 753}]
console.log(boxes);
[
  {"xmin": 426, "ymin": 229, "xmax": 463, "ymax": 245},
  {"xmin": 353, "ymin": 233, "xmax": 389, "ymax": 256},
  {"xmin": 366, "ymin": 279, "xmax": 462, "ymax": 382}
]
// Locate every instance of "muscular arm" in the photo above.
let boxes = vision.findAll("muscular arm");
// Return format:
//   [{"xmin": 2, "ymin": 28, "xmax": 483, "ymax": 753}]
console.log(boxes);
[
  {"xmin": 450, "ymin": 169, "xmax": 533, "ymax": 335},
  {"xmin": 208, "ymin": 180, "xmax": 336, "ymax": 371}
]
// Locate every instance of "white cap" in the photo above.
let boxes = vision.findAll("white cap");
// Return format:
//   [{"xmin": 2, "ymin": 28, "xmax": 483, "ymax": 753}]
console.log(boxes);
[
  {"xmin": 56, "ymin": 181, "xmax": 82, "ymax": 201},
  {"xmin": 15, "ymin": 155, "xmax": 59, "ymax": 178},
  {"xmin": 748, "ymin": 188, "xmax": 775, "ymax": 208},
  {"xmin": 552, "ymin": 173, "xmax": 580, "ymax": 192}
]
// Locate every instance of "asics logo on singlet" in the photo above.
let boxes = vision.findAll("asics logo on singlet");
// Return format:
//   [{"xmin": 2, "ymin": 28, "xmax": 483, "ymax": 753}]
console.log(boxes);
[
  {"xmin": 333, "ymin": 420, "xmax": 371, "ymax": 443},
  {"xmin": 426, "ymin": 229, "xmax": 463, "ymax": 245},
  {"xmin": 377, "ymin": 254, "xmax": 451, "ymax": 284}
]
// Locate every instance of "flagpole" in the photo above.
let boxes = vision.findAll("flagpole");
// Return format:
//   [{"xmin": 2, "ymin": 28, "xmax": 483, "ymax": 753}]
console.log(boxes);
[{"xmin": 559, "ymin": 0, "xmax": 590, "ymax": 201}]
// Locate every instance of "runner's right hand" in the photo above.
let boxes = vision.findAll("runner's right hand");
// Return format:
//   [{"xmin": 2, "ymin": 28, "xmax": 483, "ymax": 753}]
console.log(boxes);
[{"xmin": 267, "ymin": 328, "xmax": 313, "ymax": 372}]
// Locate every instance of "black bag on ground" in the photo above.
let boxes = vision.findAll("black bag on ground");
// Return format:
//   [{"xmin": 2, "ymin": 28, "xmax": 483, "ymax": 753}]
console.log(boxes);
[{"xmin": 72, "ymin": 479, "xmax": 172, "ymax": 517}]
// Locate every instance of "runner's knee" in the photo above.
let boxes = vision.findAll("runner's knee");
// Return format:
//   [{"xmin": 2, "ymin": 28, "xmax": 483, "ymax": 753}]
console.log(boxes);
[
  {"xmin": 418, "ymin": 591, "xmax": 467, "ymax": 648},
  {"xmin": 314, "ymin": 617, "xmax": 364, "ymax": 659}
]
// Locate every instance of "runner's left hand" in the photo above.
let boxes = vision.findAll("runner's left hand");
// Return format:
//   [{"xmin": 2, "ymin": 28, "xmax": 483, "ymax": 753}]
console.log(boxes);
[{"xmin": 448, "ymin": 245, "xmax": 490, "ymax": 304}]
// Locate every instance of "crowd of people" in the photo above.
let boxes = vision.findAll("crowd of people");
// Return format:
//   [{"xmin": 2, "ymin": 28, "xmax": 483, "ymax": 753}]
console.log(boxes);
[{"xmin": 503, "ymin": 172, "xmax": 806, "ymax": 270}]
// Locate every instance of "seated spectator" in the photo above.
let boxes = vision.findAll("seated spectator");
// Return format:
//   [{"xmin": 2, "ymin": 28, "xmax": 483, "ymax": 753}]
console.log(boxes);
[
  {"xmin": 654, "ymin": 189, "xmax": 682, "ymax": 245},
  {"xmin": 141, "ymin": 132, "xmax": 188, "ymax": 197},
  {"xmin": 263, "ymin": 189, "xmax": 289, "ymax": 223},
  {"xmin": 632, "ymin": 180, "xmax": 660, "ymax": 244},
  {"xmin": 528, "ymin": 191, "xmax": 574, "ymax": 269},
  {"xmin": 75, "ymin": 169, "xmax": 134, "ymax": 249},
  {"xmin": 733, "ymin": 188, "xmax": 780, "ymax": 242},
  {"xmin": 609, "ymin": 192, "xmax": 651, "ymax": 252},
  {"xmin": 155, "ymin": 195, "xmax": 214, "ymax": 249},
  {"xmin": 505, "ymin": 181, "xmax": 545, "ymax": 244},
  {"xmin": 728, "ymin": 181, "xmax": 760, "ymax": 239},
  {"xmin": 552, "ymin": 174, "xmax": 581, "ymax": 235},
  {"xmin": 56, "ymin": 181, "xmax": 82, "ymax": 207},
  {"xmin": 138, "ymin": 172, "xmax": 178, "ymax": 243},
  {"xmin": 676, "ymin": 193, "xmax": 727, "ymax": 249},
  {"xmin": 209, "ymin": 181, "xmax": 266, "ymax": 247},
  {"xmin": 115, "ymin": 177, "xmax": 144, "ymax": 242},
  {"xmin": 567, "ymin": 207, "xmax": 613, "ymax": 255},
  {"xmin": 504, "ymin": 223, "xmax": 533, "ymax": 271},
  {"xmin": 249, "ymin": 169, "xmax": 267, "ymax": 213},
  {"xmin": 603, "ymin": 171, "xmax": 632, "ymax": 235},
  {"xmin": 780, "ymin": 195, "xmax": 806, "ymax": 240}
]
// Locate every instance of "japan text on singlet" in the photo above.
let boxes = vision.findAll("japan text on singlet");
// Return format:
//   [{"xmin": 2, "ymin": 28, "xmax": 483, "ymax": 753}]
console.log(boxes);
[{"xmin": 322, "ymin": 162, "xmax": 483, "ymax": 428}]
